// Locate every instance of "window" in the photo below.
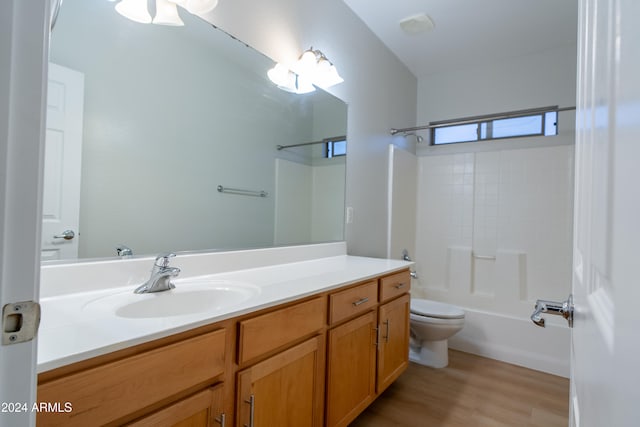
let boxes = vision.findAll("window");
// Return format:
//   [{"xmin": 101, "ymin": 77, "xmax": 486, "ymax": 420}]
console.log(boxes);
[
  {"xmin": 431, "ymin": 107, "xmax": 558, "ymax": 145},
  {"xmin": 324, "ymin": 136, "xmax": 347, "ymax": 158}
]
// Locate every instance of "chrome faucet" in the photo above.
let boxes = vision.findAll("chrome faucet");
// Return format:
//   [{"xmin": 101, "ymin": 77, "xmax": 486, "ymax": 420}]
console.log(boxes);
[
  {"xmin": 134, "ymin": 253, "xmax": 180, "ymax": 294},
  {"xmin": 116, "ymin": 245, "xmax": 133, "ymax": 258}
]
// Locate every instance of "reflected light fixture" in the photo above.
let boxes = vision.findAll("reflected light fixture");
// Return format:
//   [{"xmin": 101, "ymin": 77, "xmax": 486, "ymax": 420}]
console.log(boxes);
[
  {"xmin": 177, "ymin": 0, "xmax": 220, "ymax": 14},
  {"xmin": 115, "ymin": 0, "xmax": 152, "ymax": 24},
  {"xmin": 113, "ymin": 0, "xmax": 220, "ymax": 26},
  {"xmin": 153, "ymin": 0, "xmax": 184, "ymax": 26},
  {"xmin": 267, "ymin": 47, "xmax": 343, "ymax": 95},
  {"xmin": 267, "ymin": 64, "xmax": 315, "ymax": 94}
]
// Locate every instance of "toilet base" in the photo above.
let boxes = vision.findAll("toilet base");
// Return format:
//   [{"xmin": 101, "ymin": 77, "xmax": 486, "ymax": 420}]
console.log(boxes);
[{"xmin": 409, "ymin": 339, "xmax": 449, "ymax": 368}]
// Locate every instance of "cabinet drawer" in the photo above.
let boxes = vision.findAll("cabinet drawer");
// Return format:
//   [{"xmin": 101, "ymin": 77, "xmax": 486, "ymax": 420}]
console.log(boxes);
[
  {"xmin": 125, "ymin": 384, "xmax": 224, "ymax": 427},
  {"xmin": 238, "ymin": 297, "xmax": 326, "ymax": 364},
  {"xmin": 329, "ymin": 280, "xmax": 377, "ymax": 325},
  {"xmin": 37, "ymin": 329, "xmax": 226, "ymax": 427},
  {"xmin": 379, "ymin": 270, "xmax": 411, "ymax": 302}
]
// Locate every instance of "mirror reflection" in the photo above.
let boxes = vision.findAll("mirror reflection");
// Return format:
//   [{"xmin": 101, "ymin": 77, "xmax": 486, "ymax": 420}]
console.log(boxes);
[{"xmin": 44, "ymin": 0, "xmax": 347, "ymax": 262}]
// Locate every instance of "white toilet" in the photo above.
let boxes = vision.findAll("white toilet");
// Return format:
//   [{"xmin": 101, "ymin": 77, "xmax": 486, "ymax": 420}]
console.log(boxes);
[{"xmin": 409, "ymin": 299, "xmax": 465, "ymax": 368}]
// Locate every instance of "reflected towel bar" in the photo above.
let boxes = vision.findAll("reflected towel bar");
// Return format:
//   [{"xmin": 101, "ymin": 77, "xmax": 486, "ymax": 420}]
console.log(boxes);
[
  {"xmin": 472, "ymin": 253, "xmax": 497, "ymax": 260},
  {"xmin": 277, "ymin": 140, "xmax": 324, "ymax": 150},
  {"xmin": 277, "ymin": 135, "xmax": 346, "ymax": 151},
  {"xmin": 217, "ymin": 185, "xmax": 268, "ymax": 198}
]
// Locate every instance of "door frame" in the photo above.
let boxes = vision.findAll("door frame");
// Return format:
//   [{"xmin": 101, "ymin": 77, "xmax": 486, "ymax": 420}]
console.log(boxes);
[{"xmin": 0, "ymin": 1, "xmax": 50, "ymax": 426}]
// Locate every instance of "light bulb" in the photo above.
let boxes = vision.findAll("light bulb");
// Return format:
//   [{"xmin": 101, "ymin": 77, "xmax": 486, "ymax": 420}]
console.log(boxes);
[
  {"xmin": 296, "ymin": 49, "xmax": 318, "ymax": 75},
  {"xmin": 115, "ymin": 0, "xmax": 152, "ymax": 24},
  {"xmin": 267, "ymin": 63, "xmax": 297, "ymax": 92},
  {"xmin": 311, "ymin": 64, "xmax": 343, "ymax": 89},
  {"xmin": 295, "ymin": 74, "xmax": 316, "ymax": 94},
  {"xmin": 326, "ymin": 65, "xmax": 344, "ymax": 86},
  {"xmin": 153, "ymin": 0, "xmax": 184, "ymax": 26},
  {"xmin": 185, "ymin": 0, "xmax": 219, "ymax": 14},
  {"xmin": 316, "ymin": 57, "xmax": 331, "ymax": 73}
]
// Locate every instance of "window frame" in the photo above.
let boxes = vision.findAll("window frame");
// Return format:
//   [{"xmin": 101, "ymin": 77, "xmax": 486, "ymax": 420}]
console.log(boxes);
[
  {"xmin": 323, "ymin": 136, "xmax": 347, "ymax": 158},
  {"xmin": 430, "ymin": 106, "xmax": 559, "ymax": 146}
]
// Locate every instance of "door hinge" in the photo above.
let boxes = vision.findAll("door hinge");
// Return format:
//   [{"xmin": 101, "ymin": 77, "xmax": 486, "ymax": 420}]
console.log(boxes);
[{"xmin": 2, "ymin": 301, "xmax": 41, "ymax": 345}]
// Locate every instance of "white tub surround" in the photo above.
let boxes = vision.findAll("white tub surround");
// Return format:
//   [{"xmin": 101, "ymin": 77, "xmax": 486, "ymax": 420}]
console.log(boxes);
[
  {"xmin": 38, "ymin": 242, "xmax": 412, "ymax": 372},
  {"xmin": 448, "ymin": 308, "xmax": 569, "ymax": 377},
  {"xmin": 413, "ymin": 145, "xmax": 574, "ymax": 377}
]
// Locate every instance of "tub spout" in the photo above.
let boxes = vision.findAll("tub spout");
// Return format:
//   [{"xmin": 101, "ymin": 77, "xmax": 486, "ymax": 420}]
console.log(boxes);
[{"xmin": 530, "ymin": 295, "xmax": 574, "ymax": 328}]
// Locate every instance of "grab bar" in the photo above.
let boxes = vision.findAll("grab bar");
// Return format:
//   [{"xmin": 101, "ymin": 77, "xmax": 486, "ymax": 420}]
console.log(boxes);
[{"xmin": 217, "ymin": 185, "xmax": 268, "ymax": 198}]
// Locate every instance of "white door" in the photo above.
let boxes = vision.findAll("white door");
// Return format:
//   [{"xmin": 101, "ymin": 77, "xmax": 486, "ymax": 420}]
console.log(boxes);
[
  {"xmin": 0, "ymin": 1, "xmax": 50, "ymax": 426},
  {"xmin": 41, "ymin": 63, "xmax": 84, "ymax": 261},
  {"xmin": 570, "ymin": 0, "xmax": 640, "ymax": 425}
]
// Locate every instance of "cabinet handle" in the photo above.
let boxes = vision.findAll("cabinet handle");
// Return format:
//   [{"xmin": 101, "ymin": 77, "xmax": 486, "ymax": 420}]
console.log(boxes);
[
  {"xmin": 352, "ymin": 297, "xmax": 369, "ymax": 307},
  {"xmin": 243, "ymin": 395, "xmax": 255, "ymax": 427},
  {"xmin": 215, "ymin": 413, "xmax": 226, "ymax": 427},
  {"xmin": 373, "ymin": 326, "xmax": 380, "ymax": 348},
  {"xmin": 384, "ymin": 319, "xmax": 390, "ymax": 343},
  {"xmin": 394, "ymin": 283, "xmax": 406, "ymax": 289}
]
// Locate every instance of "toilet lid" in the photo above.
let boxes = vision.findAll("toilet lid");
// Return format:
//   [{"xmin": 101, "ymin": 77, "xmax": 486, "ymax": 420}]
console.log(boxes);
[{"xmin": 411, "ymin": 299, "xmax": 465, "ymax": 319}]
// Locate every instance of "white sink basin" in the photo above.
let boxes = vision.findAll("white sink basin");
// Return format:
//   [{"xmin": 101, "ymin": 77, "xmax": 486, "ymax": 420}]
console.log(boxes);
[{"xmin": 83, "ymin": 279, "xmax": 260, "ymax": 319}]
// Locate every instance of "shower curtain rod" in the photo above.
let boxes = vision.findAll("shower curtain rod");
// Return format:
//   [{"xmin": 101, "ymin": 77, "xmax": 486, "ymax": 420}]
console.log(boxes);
[
  {"xmin": 276, "ymin": 140, "xmax": 325, "ymax": 150},
  {"xmin": 277, "ymin": 135, "xmax": 346, "ymax": 151},
  {"xmin": 390, "ymin": 105, "xmax": 576, "ymax": 135}
]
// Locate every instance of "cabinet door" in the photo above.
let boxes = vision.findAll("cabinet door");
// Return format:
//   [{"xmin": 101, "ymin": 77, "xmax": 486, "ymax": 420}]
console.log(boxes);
[
  {"xmin": 126, "ymin": 384, "xmax": 226, "ymax": 427},
  {"xmin": 236, "ymin": 335, "xmax": 324, "ymax": 427},
  {"xmin": 377, "ymin": 294, "xmax": 410, "ymax": 393},
  {"xmin": 326, "ymin": 311, "xmax": 377, "ymax": 427}
]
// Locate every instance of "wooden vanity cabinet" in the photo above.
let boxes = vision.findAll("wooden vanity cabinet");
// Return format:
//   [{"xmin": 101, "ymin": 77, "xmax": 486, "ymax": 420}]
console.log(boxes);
[
  {"xmin": 236, "ymin": 335, "xmax": 325, "ymax": 427},
  {"xmin": 125, "ymin": 384, "xmax": 225, "ymax": 427},
  {"xmin": 237, "ymin": 297, "xmax": 325, "ymax": 365},
  {"xmin": 376, "ymin": 293, "xmax": 410, "ymax": 393},
  {"xmin": 325, "ymin": 311, "xmax": 378, "ymax": 427},
  {"xmin": 376, "ymin": 270, "xmax": 411, "ymax": 394},
  {"xmin": 37, "ymin": 327, "xmax": 228, "ymax": 427},
  {"xmin": 325, "ymin": 270, "xmax": 411, "ymax": 427},
  {"xmin": 235, "ymin": 296, "xmax": 326, "ymax": 427},
  {"xmin": 36, "ymin": 269, "xmax": 410, "ymax": 427},
  {"xmin": 325, "ymin": 280, "xmax": 379, "ymax": 427}
]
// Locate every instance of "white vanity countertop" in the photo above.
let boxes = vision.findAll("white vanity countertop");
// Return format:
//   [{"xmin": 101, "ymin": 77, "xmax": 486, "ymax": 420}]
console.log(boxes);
[{"xmin": 38, "ymin": 255, "xmax": 412, "ymax": 373}]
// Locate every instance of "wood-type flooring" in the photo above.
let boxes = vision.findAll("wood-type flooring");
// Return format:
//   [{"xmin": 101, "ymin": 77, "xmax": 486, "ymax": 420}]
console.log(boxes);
[{"xmin": 350, "ymin": 350, "xmax": 569, "ymax": 427}]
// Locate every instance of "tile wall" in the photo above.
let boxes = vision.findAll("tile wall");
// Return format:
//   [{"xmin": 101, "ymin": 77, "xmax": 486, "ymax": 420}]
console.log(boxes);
[{"xmin": 414, "ymin": 145, "xmax": 574, "ymax": 318}]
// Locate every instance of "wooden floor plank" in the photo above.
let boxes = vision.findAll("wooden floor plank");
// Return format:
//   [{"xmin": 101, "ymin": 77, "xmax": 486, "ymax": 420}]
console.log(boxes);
[{"xmin": 350, "ymin": 350, "xmax": 569, "ymax": 427}]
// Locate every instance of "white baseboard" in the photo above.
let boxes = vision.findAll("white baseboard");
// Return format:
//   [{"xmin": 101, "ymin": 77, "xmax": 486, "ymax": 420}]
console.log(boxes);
[{"xmin": 448, "ymin": 308, "xmax": 570, "ymax": 377}]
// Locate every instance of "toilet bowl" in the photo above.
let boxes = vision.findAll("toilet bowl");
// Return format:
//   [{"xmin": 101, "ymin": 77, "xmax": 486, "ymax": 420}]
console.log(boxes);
[{"xmin": 409, "ymin": 299, "xmax": 465, "ymax": 368}]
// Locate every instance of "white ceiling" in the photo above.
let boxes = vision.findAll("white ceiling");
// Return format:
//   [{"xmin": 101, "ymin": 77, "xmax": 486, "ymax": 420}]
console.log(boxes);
[{"xmin": 342, "ymin": 0, "xmax": 578, "ymax": 77}]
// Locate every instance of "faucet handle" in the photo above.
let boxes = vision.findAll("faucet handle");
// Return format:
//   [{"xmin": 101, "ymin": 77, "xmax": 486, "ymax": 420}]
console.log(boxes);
[{"xmin": 154, "ymin": 252, "xmax": 176, "ymax": 267}]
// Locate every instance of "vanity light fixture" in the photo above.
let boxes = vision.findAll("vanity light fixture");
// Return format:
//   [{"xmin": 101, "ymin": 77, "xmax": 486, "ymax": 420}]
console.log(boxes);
[
  {"xmin": 267, "ymin": 47, "xmax": 343, "ymax": 95},
  {"xmin": 293, "ymin": 47, "xmax": 344, "ymax": 89},
  {"xmin": 113, "ymin": 0, "xmax": 219, "ymax": 26}
]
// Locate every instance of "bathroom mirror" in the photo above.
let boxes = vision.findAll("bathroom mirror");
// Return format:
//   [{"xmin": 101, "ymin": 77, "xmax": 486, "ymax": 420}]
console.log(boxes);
[{"xmin": 45, "ymin": 0, "xmax": 347, "ymax": 261}]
